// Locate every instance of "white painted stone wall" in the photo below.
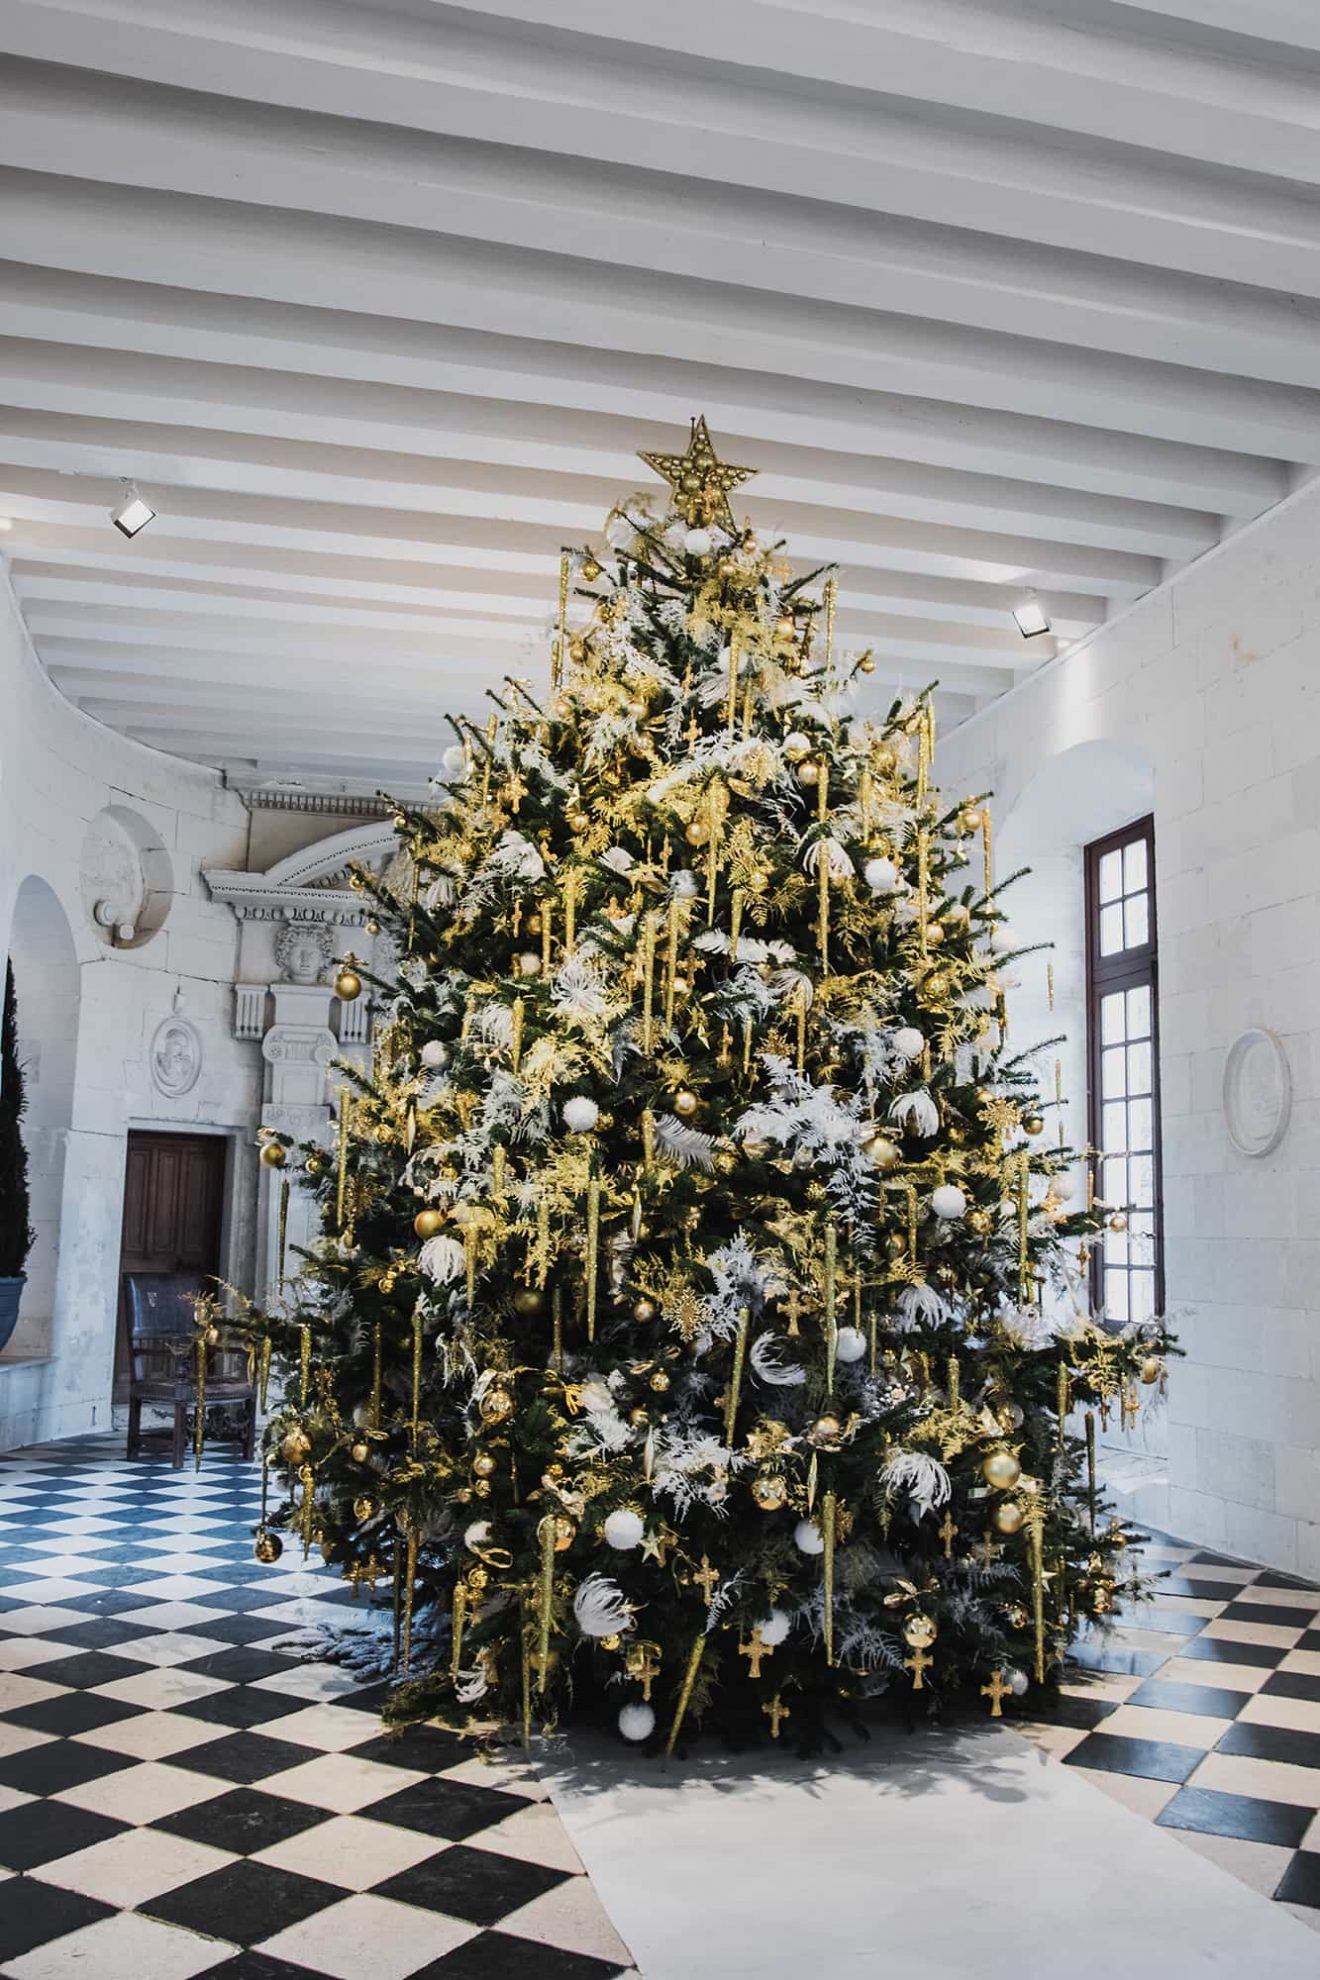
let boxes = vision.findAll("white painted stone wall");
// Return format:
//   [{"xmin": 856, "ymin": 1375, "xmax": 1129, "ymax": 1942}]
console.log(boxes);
[
  {"xmin": 0, "ymin": 568, "xmax": 262, "ymax": 1450},
  {"xmin": 935, "ymin": 477, "xmax": 1320, "ymax": 1577}
]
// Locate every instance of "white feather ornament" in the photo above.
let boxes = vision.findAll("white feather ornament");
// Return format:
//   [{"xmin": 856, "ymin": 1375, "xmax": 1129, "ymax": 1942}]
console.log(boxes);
[
  {"xmin": 654, "ymin": 1114, "xmax": 718, "ymax": 1171},
  {"xmin": 890, "ymin": 1089, "xmax": 940, "ymax": 1137},
  {"xmin": 896, "ymin": 1283, "xmax": 951, "ymax": 1329},
  {"xmin": 881, "ymin": 1450, "xmax": 953, "ymax": 1517},
  {"xmin": 573, "ymin": 1574, "xmax": 634, "ymax": 1639},
  {"xmin": 419, "ymin": 1235, "xmax": 466, "ymax": 1284},
  {"xmin": 750, "ymin": 1332, "xmax": 806, "ymax": 1386},
  {"xmin": 804, "ymin": 837, "xmax": 855, "ymax": 881}
]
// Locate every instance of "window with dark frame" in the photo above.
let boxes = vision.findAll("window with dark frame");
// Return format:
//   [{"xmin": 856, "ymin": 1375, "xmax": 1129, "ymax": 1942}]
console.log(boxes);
[{"xmin": 1084, "ymin": 816, "xmax": 1164, "ymax": 1325}]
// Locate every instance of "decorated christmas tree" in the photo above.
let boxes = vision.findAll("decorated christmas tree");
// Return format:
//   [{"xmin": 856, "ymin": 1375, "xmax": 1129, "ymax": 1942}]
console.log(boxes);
[{"xmin": 251, "ymin": 419, "xmax": 1170, "ymax": 1752}]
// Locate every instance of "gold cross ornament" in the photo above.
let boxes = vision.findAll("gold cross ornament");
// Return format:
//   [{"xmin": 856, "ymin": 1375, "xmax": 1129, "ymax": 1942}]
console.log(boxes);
[
  {"xmin": 981, "ymin": 1668, "xmax": 1012, "ymax": 1717},
  {"xmin": 638, "ymin": 416, "xmax": 757, "ymax": 533},
  {"xmin": 690, "ymin": 1556, "xmax": 721, "ymax": 1603},
  {"xmin": 904, "ymin": 1646, "xmax": 933, "ymax": 1690},
  {"xmin": 739, "ymin": 1630, "xmax": 771, "ymax": 1679},
  {"xmin": 763, "ymin": 1694, "xmax": 791, "ymax": 1739},
  {"xmin": 937, "ymin": 1510, "xmax": 957, "ymax": 1558}
]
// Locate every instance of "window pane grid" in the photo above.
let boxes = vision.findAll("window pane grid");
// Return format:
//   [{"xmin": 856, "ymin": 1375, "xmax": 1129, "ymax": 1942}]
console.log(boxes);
[{"xmin": 1086, "ymin": 818, "xmax": 1162, "ymax": 1323}]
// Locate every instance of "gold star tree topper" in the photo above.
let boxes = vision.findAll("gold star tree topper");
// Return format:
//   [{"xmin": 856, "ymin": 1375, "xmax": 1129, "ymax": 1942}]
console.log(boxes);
[{"xmin": 638, "ymin": 416, "xmax": 757, "ymax": 533}]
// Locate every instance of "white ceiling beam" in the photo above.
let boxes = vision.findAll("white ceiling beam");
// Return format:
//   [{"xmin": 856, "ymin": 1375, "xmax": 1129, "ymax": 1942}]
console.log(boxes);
[
  {"xmin": 1, "ymin": 175, "xmax": 1318, "ymax": 463},
  {"xmin": 0, "ymin": 402, "xmax": 1220, "ymax": 560},
  {"xmin": 0, "ymin": 297, "xmax": 1283, "ymax": 516},
  {"xmin": 4, "ymin": 60, "xmax": 1320, "ymax": 375}
]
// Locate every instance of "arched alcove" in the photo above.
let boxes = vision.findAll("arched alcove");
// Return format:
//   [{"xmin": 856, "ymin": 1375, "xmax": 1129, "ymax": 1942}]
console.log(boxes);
[
  {"xmin": 78, "ymin": 804, "xmax": 174, "ymax": 951},
  {"xmin": 6, "ymin": 876, "xmax": 82, "ymax": 1358}
]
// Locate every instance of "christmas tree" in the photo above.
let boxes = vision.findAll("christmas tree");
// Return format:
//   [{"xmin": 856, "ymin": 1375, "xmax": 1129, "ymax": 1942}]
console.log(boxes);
[{"xmin": 252, "ymin": 418, "xmax": 1170, "ymax": 1752}]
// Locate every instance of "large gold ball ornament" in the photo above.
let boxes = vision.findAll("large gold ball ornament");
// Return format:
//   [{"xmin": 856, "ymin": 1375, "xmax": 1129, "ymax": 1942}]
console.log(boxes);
[
  {"xmin": 580, "ymin": 555, "xmax": 602, "ymax": 582},
  {"xmin": 365, "ymin": 917, "xmax": 380, "ymax": 937},
  {"xmin": 1023, "ymin": 1113, "xmax": 1045, "ymax": 1137},
  {"xmin": 968, "ymin": 1208, "xmax": 993, "ymax": 1236},
  {"xmin": 305, "ymin": 1152, "xmax": 325, "ymax": 1177},
  {"xmin": 1109, "ymin": 1212, "xmax": 1128, "ymax": 1234},
  {"xmin": 349, "ymin": 1441, "xmax": 370, "ymax": 1465},
  {"xmin": 353, "ymin": 1495, "xmax": 378, "ymax": 1523},
  {"xmin": 632, "ymin": 1297, "xmax": 658, "ymax": 1323},
  {"xmin": 809, "ymin": 1414, "xmax": 844, "ymax": 1449},
  {"xmin": 254, "ymin": 1529, "xmax": 283, "ymax": 1565},
  {"xmin": 752, "ymin": 1474, "xmax": 789, "ymax": 1511},
  {"xmin": 480, "ymin": 1387, "xmax": 515, "ymax": 1426},
  {"xmin": 280, "ymin": 1427, "xmax": 311, "ymax": 1465},
  {"xmin": 472, "ymin": 1452, "xmax": 497, "ymax": 1479},
  {"xmin": 525, "ymin": 911, "xmax": 543, "ymax": 935},
  {"xmin": 924, "ymin": 971, "xmax": 949, "ymax": 1000},
  {"xmin": 259, "ymin": 1140, "xmax": 287, "ymax": 1170},
  {"xmin": 903, "ymin": 1613, "xmax": 938, "ymax": 1650},
  {"xmin": 1140, "ymin": 1357, "xmax": 1163, "ymax": 1385},
  {"xmin": 516, "ymin": 952, "xmax": 542, "ymax": 978},
  {"xmin": 995, "ymin": 1501, "xmax": 1025, "ymax": 1536},
  {"xmin": 673, "ymin": 1088, "xmax": 700, "ymax": 1118},
  {"xmin": 553, "ymin": 1515, "xmax": 577, "ymax": 1552},
  {"xmin": 796, "ymin": 760, "xmax": 821, "ymax": 788},
  {"xmin": 862, "ymin": 1132, "xmax": 901, "ymax": 1171},
  {"xmin": 746, "ymin": 868, "xmax": 770, "ymax": 894},
  {"xmin": 887, "ymin": 1231, "xmax": 907, "ymax": 1257},
  {"xmin": 413, "ymin": 1207, "xmax": 446, "ymax": 1240},
  {"xmin": 958, "ymin": 806, "xmax": 984, "ymax": 834},
  {"xmin": 650, "ymin": 1371, "xmax": 671, "ymax": 1393},
  {"xmin": 856, "ymin": 652, "xmax": 875, "ymax": 674},
  {"xmin": 983, "ymin": 1449, "xmax": 1022, "ymax": 1491},
  {"xmin": 774, "ymin": 614, "xmax": 796, "ymax": 639},
  {"xmin": 565, "ymin": 809, "xmax": 590, "ymax": 833},
  {"xmin": 334, "ymin": 959, "xmax": 363, "ymax": 1002},
  {"xmin": 926, "ymin": 922, "xmax": 945, "ymax": 948},
  {"xmin": 512, "ymin": 1286, "xmax": 544, "ymax": 1317},
  {"xmin": 684, "ymin": 820, "xmax": 709, "ymax": 847}
]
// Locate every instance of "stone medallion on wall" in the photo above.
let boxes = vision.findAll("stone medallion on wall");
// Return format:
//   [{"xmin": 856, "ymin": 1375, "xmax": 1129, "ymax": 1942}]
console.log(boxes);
[
  {"xmin": 1223, "ymin": 1026, "xmax": 1291, "ymax": 1157},
  {"xmin": 151, "ymin": 1013, "xmax": 203, "ymax": 1098}
]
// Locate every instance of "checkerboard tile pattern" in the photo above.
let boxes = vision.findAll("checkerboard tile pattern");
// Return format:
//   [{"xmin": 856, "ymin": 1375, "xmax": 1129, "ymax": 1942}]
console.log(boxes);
[
  {"xmin": 1018, "ymin": 1532, "xmax": 1320, "ymax": 1929},
  {"xmin": 0, "ymin": 1436, "xmax": 634, "ymax": 1979}
]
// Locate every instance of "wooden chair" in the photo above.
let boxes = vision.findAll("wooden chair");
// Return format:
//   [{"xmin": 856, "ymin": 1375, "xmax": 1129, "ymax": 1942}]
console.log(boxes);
[{"xmin": 124, "ymin": 1271, "xmax": 257, "ymax": 1468}]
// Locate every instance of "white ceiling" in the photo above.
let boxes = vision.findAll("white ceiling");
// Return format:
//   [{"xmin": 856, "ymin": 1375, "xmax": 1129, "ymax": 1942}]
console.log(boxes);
[{"xmin": 0, "ymin": 0, "xmax": 1318, "ymax": 797}]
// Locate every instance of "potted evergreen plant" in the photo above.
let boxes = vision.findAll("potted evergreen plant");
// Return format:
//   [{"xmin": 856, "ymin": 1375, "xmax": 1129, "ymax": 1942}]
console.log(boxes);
[{"xmin": 0, "ymin": 963, "xmax": 33, "ymax": 1351}]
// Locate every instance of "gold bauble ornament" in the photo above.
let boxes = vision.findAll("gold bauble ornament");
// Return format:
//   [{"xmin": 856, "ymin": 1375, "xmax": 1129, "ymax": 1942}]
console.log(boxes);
[
  {"xmin": 746, "ymin": 869, "xmax": 770, "ymax": 894},
  {"xmin": 673, "ymin": 1088, "xmax": 700, "ymax": 1117},
  {"xmin": 512, "ymin": 1286, "xmax": 545, "ymax": 1317},
  {"xmin": 580, "ymin": 555, "xmax": 602, "ymax": 582},
  {"xmin": 334, "ymin": 959, "xmax": 363, "ymax": 1001},
  {"xmin": 203, "ymin": 1324, "xmax": 220, "ymax": 1348},
  {"xmin": 856, "ymin": 652, "xmax": 875, "ymax": 674},
  {"xmin": 353, "ymin": 1495, "xmax": 378, "ymax": 1523},
  {"xmin": 472, "ymin": 1478, "xmax": 492, "ymax": 1498},
  {"xmin": 1023, "ymin": 1113, "xmax": 1045, "ymax": 1137},
  {"xmin": 632, "ymin": 1297, "xmax": 658, "ymax": 1323},
  {"xmin": 713, "ymin": 1149, "xmax": 737, "ymax": 1175},
  {"xmin": 472, "ymin": 1452, "xmax": 497, "ymax": 1478},
  {"xmin": 480, "ymin": 1387, "xmax": 515, "ymax": 1426},
  {"xmin": 650, "ymin": 1371, "xmax": 671, "ymax": 1393},
  {"xmin": 566, "ymin": 809, "xmax": 590, "ymax": 833},
  {"xmin": 752, "ymin": 1474, "xmax": 789, "ymax": 1511},
  {"xmin": 629, "ymin": 1407, "xmax": 650, "ymax": 1426},
  {"xmin": 515, "ymin": 952, "xmax": 542, "ymax": 978},
  {"xmin": 365, "ymin": 917, "xmax": 380, "ymax": 936},
  {"xmin": 1140, "ymin": 1356, "xmax": 1162, "ymax": 1385},
  {"xmin": 413, "ymin": 1207, "xmax": 446, "ymax": 1240},
  {"xmin": 349, "ymin": 1441, "xmax": 370, "ymax": 1465},
  {"xmin": 1109, "ymin": 1211, "xmax": 1128, "ymax": 1233},
  {"xmin": 958, "ymin": 806, "xmax": 984, "ymax": 834},
  {"xmin": 796, "ymin": 760, "xmax": 820, "ymax": 788},
  {"xmin": 968, "ymin": 1208, "xmax": 993, "ymax": 1236},
  {"xmin": 599, "ymin": 1632, "xmax": 623, "ymax": 1652},
  {"xmin": 809, "ymin": 1414, "xmax": 844, "ymax": 1450},
  {"xmin": 924, "ymin": 971, "xmax": 949, "ymax": 1000},
  {"xmin": 670, "ymin": 975, "xmax": 691, "ymax": 1001},
  {"xmin": 349, "ymin": 869, "xmax": 367, "ymax": 891},
  {"xmin": 782, "ymin": 734, "xmax": 810, "ymax": 763},
  {"xmin": 305, "ymin": 1152, "xmax": 325, "ymax": 1177},
  {"xmin": 528, "ymin": 1647, "xmax": 560, "ymax": 1676},
  {"xmin": 280, "ymin": 1427, "xmax": 311, "ymax": 1465},
  {"xmin": 259, "ymin": 1140, "xmax": 287, "ymax": 1170},
  {"xmin": 774, "ymin": 614, "xmax": 796, "ymax": 639},
  {"xmin": 254, "ymin": 1529, "xmax": 283, "ymax": 1564},
  {"xmin": 525, "ymin": 911, "xmax": 543, "ymax": 935},
  {"xmin": 926, "ymin": 922, "xmax": 945, "ymax": 948},
  {"xmin": 887, "ymin": 1231, "xmax": 907, "ymax": 1256},
  {"xmin": 903, "ymin": 1613, "xmax": 938, "ymax": 1650},
  {"xmin": 684, "ymin": 820, "xmax": 710, "ymax": 847},
  {"xmin": 983, "ymin": 1449, "xmax": 1022, "ymax": 1491},
  {"xmin": 994, "ymin": 1501, "xmax": 1024, "ymax": 1536},
  {"xmin": 553, "ymin": 1515, "xmax": 577, "ymax": 1551},
  {"xmin": 862, "ymin": 1132, "xmax": 901, "ymax": 1171}
]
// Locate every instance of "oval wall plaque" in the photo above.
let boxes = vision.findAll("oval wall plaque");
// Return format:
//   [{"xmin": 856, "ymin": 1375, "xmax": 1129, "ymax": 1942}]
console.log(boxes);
[{"xmin": 1222, "ymin": 1027, "xmax": 1291, "ymax": 1157}]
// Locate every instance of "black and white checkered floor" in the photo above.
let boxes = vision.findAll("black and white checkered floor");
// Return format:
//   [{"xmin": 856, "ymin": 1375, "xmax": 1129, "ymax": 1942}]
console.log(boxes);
[
  {"xmin": 1019, "ymin": 1531, "xmax": 1320, "ymax": 1925},
  {"xmin": 0, "ymin": 1436, "xmax": 635, "ymax": 1979}
]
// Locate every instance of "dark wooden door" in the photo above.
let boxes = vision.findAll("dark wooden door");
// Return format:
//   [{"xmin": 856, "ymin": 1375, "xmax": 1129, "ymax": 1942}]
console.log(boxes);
[{"xmin": 114, "ymin": 1132, "xmax": 227, "ymax": 1400}]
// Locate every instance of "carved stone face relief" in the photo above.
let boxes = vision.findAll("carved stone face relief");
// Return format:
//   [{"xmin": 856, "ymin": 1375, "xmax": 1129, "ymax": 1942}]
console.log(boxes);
[
  {"xmin": 151, "ymin": 1015, "xmax": 202, "ymax": 1097},
  {"xmin": 273, "ymin": 919, "xmax": 334, "ymax": 985}
]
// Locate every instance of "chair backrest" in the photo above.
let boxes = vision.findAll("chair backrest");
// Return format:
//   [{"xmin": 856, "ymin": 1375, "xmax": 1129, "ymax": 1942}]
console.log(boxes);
[{"xmin": 124, "ymin": 1271, "xmax": 206, "ymax": 1383}]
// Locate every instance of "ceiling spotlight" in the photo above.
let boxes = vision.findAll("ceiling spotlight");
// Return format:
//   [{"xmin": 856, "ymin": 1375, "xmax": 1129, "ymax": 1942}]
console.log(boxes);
[
  {"xmin": 1012, "ymin": 594, "xmax": 1050, "ymax": 639},
  {"xmin": 110, "ymin": 480, "xmax": 155, "ymax": 538}
]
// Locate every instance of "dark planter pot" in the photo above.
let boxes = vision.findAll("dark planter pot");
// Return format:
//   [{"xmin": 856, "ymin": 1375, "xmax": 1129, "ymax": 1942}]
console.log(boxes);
[{"xmin": 0, "ymin": 1275, "xmax": 24, "ymax": 1353}]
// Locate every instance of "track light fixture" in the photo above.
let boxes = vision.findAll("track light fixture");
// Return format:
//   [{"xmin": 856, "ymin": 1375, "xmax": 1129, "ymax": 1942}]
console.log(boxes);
[
  {"xmin": 1012, "ymin": 594, "xmax": 1050, "ymax": 639},
  {"xmin": 110, "ymin": 480, "xmax": 155, "ymax": 538}
]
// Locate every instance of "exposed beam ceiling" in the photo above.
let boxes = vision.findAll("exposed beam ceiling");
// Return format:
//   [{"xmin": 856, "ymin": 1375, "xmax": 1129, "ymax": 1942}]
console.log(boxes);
[{"xmin": 0, "ymin": 0, "xmax": 1315, "ymax": 794}]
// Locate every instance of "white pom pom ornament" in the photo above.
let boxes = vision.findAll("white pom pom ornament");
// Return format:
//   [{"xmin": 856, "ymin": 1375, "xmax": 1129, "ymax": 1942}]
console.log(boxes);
[
  {"xmin": 603, "ymin": 1508, "xmax": 645, "ymax": 1551},
  {"xmin": 619, "ymin": 1702, "xmax": 656, "ymax": 1742},
  {"xmin": 864, "ymin": 856, "xmax": 900, "ymax": 896},
  {"xmin": 562, "ymin": 1096, "xmax": 600, "ymax": 1134},
  {"xmin": 464, "ymin": 1521, "xmax": 492, "ymax": 1553},
  {"xmin": 1008, "ymin": 1668, "xmax": 1029, "ymax": 1697},
  {"xmin": 671, "ymin": 870, "xmax": 701, "ymax": 901},
  {"xmin": 442, "ymin": 744, "xmax": 468, "ymax": 777},
  {"xmin": 684, "ymin": 527, "xmax": 713, "ymax": 557},
  {"xmin": 758, "ymin": 1608, "xmax": 792, "ymax": 1647},
  {"xmin": 794, "ymin": 1519, "xmax": 825, "ymax": 1556},
  {"xmin": 892, "ymin": 1026, "xmax": 925, "ymax": 1061},
  {"xmin": 931, "ymin": 1184, "xmax": 967, "ymax": 1220},
  {"xmin": 989, "ymin": 923, "xmax": 1015, "ymax": 953},
  {"xmin": 834, "ymin": 1326, "xmax": 867, "ymax": 1364},
  {"xmin": 419, "ymin": 1040, "xmax": 448, "ymax": 1069}
]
